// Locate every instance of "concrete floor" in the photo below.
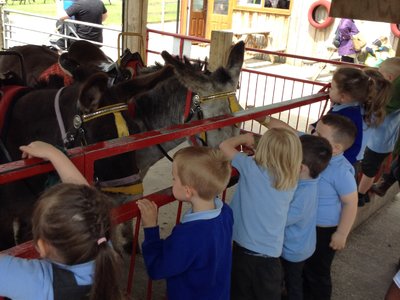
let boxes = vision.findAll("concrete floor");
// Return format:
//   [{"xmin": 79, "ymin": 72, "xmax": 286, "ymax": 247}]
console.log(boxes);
[{"xmin": 331, "ymin": 191, "xmax": 400, "ymax": 300}]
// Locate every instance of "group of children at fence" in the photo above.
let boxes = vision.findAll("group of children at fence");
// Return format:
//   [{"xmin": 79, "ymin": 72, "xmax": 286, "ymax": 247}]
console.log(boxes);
[{"xmin": 1, "ymin": 58, "xmax": 400, "ymax": 300}]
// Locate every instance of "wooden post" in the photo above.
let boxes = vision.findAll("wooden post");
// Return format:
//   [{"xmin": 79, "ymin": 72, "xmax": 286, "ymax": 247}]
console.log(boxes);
[
  {"xmin": 122, "ymin": 0, "xmax": 148, "ymax": 64},
  {"xmin": 208, "ymin": 30, "xmax": 234, "ymax": 71}
]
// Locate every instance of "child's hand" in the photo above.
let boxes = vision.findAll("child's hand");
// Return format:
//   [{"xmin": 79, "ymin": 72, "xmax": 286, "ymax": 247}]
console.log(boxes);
[
  {"xmin": 329, "ymin": 231, "xmax": 347, "ymax": 250},
  {"xmin": 242, "ymin": 133, "xmax": 255, "ymax": 148},
  {"xmin": 137, "ymin": 199, "xmax": 158, "ymax": 228},
  {"xmin": 20, "ymin": 141, "xmax": 58, "ymax": 160}
]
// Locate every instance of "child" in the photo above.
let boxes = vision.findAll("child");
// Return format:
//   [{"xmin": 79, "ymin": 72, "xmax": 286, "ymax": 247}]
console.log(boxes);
[
  {"xmin": 281, "ymin": 135, "xmax": 332, "ymax": 300},
  {"xmin": 219, "ymin": 128, "xmax": 302, "ymax": 300},
  {"xmin": 312, "ymin": 67, "xmax": 389, "ymax": 165},
  {"xmin": 357, "ymin": 62, "xmax": 397, "ymax": 205},
  {"xmin": 0, "ymin": 141, "xmax": 123, "ymax": 300},
  {"xmin": 302, "ymin": 114, "xmax": 358, "ymax": 300},
  {"xmin": 137, "ymin": 146, "xmax": 232, "ymax": 300}
]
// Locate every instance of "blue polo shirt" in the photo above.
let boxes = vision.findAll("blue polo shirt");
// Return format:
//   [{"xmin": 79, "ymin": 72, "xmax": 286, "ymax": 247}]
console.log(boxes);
[
  {"xmin": 317, "ymin": 154, "xmax": 357, "ymax": 226},
  {"xmin": 282, "ymin": 177, "xmax": 319, "ymax": 262},
  {"xmin": 230, "ymin": 153, "xmax": 296, "ymax": 257},
  {"xmin": 0, "ymin": 256, "xmax": 94, "ymax": 300},
  {"xmin": 367, "ymin": 110, "xmax": 400, "ymax": 153},
  {"xmin": 330, "ymin": 103, "xmax": 363, "ymax": 164}
]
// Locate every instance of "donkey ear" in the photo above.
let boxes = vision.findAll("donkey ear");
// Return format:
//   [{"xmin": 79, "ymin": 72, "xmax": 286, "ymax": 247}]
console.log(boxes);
[
  {"xmin": 78, "ymin": 73, "xmax": 109, "ymax": 113},
  {"xmin": 225, "ymin": 41, "xmax": 245, "ymax": 75}
]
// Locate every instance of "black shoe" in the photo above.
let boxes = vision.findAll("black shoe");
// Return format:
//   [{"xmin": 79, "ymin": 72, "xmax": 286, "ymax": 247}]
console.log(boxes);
[
  {"xmin": 364, "ymin": 193, "xmax": 370, "ymax": 203},
  {"xmin": 370, "ymin": 174, "xmax": 396, "ymax": 197},
  {"xmin": 358, "ymin": 193, "xmax": 366, "ymax": 207}
]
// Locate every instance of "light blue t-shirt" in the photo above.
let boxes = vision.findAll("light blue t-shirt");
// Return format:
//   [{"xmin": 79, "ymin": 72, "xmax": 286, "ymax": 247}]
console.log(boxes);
[
  {"xmin": 282, "ymin": 177, "xmax": 319, "ymax": 262},
  {"xmin": 317, "ymin": 154, "xmax": 357, "ymax": 226},
  {"xmin": 230, "ymin": 153, "xmax": 296, "ymax": 257},
  {"xmin": 0, "ymin": 255, "xmax": 94, "ymax": 300},
  {"xmin": 367, "ymin": 110, "xmax": 400, "ymax": 153}
]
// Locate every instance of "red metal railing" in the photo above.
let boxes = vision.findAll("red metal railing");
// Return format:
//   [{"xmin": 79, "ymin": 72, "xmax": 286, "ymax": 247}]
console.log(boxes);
[{"xmin": 0, "ymin": 93, "xmax": 329, "ymax": 299}]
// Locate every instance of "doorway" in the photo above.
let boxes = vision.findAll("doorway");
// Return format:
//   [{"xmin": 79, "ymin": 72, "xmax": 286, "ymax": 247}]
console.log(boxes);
[{"xmin": 189, "ymin": 0, "xmax": 207, "ymax": 38}]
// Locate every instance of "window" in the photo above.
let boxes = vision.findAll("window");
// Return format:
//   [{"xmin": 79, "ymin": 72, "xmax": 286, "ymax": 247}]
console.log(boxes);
[
  {"xmin": 236, "ymin": 0, "xmax": 291, "ymax": 10},
  {"xmin": 192, "ymin": 0, "xmax": 204, "ymax": 12},
  {"xmin": 213, "ymin": 0, "xmax": 229, "ymax": 15}
]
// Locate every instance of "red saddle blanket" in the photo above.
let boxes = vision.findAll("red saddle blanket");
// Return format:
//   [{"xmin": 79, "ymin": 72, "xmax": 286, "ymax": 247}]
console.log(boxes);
[
  {"xmin": 0, "ymin": 85, "xmax": 27, "ymax": 134},
  {"xmin": 39, "ymin": 63, "xmax": 73, "ymax": 86}
]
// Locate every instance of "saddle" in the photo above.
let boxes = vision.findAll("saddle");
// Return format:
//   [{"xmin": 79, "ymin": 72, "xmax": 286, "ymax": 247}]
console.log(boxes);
[
  {"xmin": 39, "ymin": 63, "xmax": 73, "ymax": 86},
  {"xmin": 0, "ymin": 85, "xmax": 28, "ymax": 136}
]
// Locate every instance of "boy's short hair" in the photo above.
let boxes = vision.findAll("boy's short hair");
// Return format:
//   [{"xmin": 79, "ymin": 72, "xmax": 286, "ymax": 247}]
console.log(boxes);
[
  {"xmin": 320, "ymin": 114, "xmax": 357, "ymax": 151},
  {"xmin": 380, "ymin": 57, "xmax": 400, "ymax": 78},
  {"xmin": 173, "ymin": 146, "xmax": 231, "ymax": 200},
  {"xmin": 300, "ymin": 135, "xmax": 332, "ymax": 178}
]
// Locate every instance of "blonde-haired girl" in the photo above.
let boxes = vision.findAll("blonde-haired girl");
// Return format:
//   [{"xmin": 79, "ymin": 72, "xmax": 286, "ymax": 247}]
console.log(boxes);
[{"xmin": 219, "ymin": 128, "xmax": 302, "ymax": 300}]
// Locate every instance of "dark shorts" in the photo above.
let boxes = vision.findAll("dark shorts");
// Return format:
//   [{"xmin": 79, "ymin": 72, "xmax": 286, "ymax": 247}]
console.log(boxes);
[{"xmin": 361, "ymin": 147, "xmax": 390, "ymax": 177}]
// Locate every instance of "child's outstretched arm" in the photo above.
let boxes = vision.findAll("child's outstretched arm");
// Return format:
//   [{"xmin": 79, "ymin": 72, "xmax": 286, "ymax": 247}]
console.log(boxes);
[
  {"xmin": 219, "ymin": 133, "xmax": 254, "ymax": 160},
  {"xmin": 19, "ymin": 141, "xmax": 88, "ymax": 185},
  {"xmin": 330, "ymin": 191, "xmax": 358, "ymax": 250},
  {"xmin": 255, "ymin": 115, "xmax": 298, "ymax": 133}
]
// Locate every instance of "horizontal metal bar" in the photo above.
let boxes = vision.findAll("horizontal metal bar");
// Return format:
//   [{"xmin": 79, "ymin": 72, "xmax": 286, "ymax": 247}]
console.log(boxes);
[{"xmin": 0, "ymin": 93, "xmax": 328, "ymax": 183}]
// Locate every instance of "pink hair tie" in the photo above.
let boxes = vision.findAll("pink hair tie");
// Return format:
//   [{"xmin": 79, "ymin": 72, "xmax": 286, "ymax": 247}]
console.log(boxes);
[{"xmin": 97, "ymin": 237, "xmax": 107, "ymax": 245}]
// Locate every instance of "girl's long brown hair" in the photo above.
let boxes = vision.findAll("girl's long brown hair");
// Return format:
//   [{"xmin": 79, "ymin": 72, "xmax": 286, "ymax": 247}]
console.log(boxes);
[
  {"xmin": 32, "ymin": 183, "xmax": 124, "ymax": 300},
  {"xmin": 333, "ymin": 67, "xmax": 391, "ymax": 127}
]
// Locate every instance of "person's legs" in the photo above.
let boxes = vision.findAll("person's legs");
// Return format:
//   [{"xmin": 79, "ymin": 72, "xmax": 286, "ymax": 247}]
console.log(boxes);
[
  {"xmin": 231, "ymin": 245, "xmax": 256, "ymax": 300},
  {"xmin": 231, "ymin": 243, "xmax": 282, "ymax": 300},
  {"xmin": 281, "ymin": 258, "xmax": 305, "ymax": 300},
  {"xmin": 303, "ymin": 227, "xmax": 337, "ymax": 300},
  {"xmin": 371, "ymin": 156, "xmax": 399, "ymax": 196},
  {"xmin": 252, "ymin": 256, "xmax": 282, "ymax": 300},
  {"xmin": 358, "ymin": 148, "xmax": 390, "ymax": 206},
  {"xmin": 341, "ymin": 56, "xmax": 355, "ymax": 63}
]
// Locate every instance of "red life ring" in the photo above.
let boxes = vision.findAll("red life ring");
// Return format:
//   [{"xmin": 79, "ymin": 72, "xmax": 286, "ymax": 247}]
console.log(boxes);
[
  {"xmin": 308, "ymin": 0, "xmax": 334, "ymax": 29},
  {"xmin": 391, "ymin": 23, "xmax": 400, "ymax": 38}
]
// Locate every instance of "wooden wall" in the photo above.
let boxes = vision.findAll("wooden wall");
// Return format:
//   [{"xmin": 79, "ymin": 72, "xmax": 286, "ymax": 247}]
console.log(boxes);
[
  {"xmin": 229, "ymin": 0, "xmax": 399, "ymax": 63},
  {"xmin": 231, "ymin": 10, "xmax": 290, "ymax": 52}
]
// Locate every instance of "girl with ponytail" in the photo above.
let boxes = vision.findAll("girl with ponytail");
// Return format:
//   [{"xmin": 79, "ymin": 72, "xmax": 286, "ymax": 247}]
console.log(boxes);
[{"xmin": 0, "ymin": 141, "xmax": 124, "ymax": 300}]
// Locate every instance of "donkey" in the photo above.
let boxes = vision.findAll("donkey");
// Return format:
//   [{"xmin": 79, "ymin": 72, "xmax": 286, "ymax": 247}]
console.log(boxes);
[
  {"xmin": 132, "ymin": 41, "xmax": 245, "ymax": 178},
  {"xmin": 0, "ymin": 63, "xmax": 174, "ymax": 250},
  {"xmin": 0, "ymin": 41, "xmax": 128, "ymax": 87}
]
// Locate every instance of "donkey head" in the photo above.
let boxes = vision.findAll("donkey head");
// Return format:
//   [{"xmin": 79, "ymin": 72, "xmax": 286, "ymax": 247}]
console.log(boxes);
[{"xmin": 161, "ymin": 41, "xmax": 245, "ymax": 147}]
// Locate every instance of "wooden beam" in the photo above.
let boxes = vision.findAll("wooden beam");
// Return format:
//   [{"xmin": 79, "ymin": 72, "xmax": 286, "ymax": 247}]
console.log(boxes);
[
  {"xmin": 330, "ymin": 0, "xmax": 400, "ymax": 23},
  {"xmin": 122, "ymin": 0, "xmax": 148, "ymax": 64},
  {"xmin": 208, "ymin": 31, "xmax": 234, "ymax": 72}
]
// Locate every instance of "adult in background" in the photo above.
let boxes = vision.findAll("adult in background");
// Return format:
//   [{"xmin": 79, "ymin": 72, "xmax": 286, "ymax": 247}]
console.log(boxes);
[
  {"xmin": 338, "ymin": 18, "xmax": 359, "ymax": 63},
  {"xmin": 59, "ymin": 0, "xmax": 108, "ymax": 44}
]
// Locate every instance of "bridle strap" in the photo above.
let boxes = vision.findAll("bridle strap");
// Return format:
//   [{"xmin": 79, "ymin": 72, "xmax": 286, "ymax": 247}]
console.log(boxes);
[
  {"xmin": 82, "ymin": 103, "xmax": 128, "ymax": 123},
  {"xmin": 54, "ymin": 87, "xmax": 68, "ymax": 144}
]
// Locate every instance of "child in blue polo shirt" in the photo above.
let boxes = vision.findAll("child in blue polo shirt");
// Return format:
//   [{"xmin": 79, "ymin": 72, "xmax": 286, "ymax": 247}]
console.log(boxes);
[
  {"xmin": 281, "ymin": 135, "xmax": 332, "ymax": 300},
  {"xmin": 137, "ymin": 146, "xmax": 233, "ymax": 300},
  {"xmin": 219, "ymin": 128, "xmax": 302, "ymax": 300},
  {"xmin": 358, "ymin": 58, "xmax": 400, "ymax": 205},
  {"xmin": 303, "ymin": 114, "xmax": 358, "ymax": 299}
]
